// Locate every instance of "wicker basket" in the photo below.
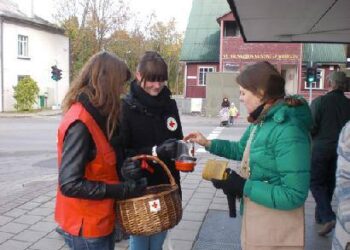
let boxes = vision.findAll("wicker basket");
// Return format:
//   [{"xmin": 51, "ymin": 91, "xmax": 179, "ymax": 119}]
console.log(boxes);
[{"xmin": 116, "ymin": 155, "xmax": 182, "ymax": 236}]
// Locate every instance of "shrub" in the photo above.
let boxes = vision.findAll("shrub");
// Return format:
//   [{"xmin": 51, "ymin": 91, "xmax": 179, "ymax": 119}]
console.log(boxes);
[{"xmin": 13, "ymin": 76, "xmax": 40, "ymax": 111}]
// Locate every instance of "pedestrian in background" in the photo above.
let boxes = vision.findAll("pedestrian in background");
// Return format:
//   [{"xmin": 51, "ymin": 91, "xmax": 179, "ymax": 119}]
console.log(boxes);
[
  {"xmin": 221, "ymin": 97, "xmax": 230, "ymax": 108},
  {"xmin": 310, "ymin": 71, "xmax": 350, "ymax": 236},
  {"xmin": 55, "ymin": 51, "xmax": 146, "ymax": 250},
  {"xmin": 229, "ymin": 102, "xmax": 239, "ymax": 125},
  {"xmin": 185, "ymin": 61, "xmax": 312, "ymax": 249},
  {"xmin": 332, "ymin": 121, "xmax": 350, "ymax": 250},
  {"xmin": 119, "ymin": 51, "xmax": 183, "ymax": 250}
]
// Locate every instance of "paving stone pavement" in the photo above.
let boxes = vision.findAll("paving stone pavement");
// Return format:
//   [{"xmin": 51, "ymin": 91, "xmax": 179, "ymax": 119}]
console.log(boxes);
[
  {"xmin": 0, "ymin": 151, "xmax": 334, "ymax": 249},
  {"xmin": 0, "ymin": 111, "xmax": 334, "ymax": 250}
]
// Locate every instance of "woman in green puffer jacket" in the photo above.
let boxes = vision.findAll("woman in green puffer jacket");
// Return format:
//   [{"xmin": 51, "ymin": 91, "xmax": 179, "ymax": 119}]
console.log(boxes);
[{"xmin": 184, "ymin": 61, "xmax": 312, "ymax": 250}]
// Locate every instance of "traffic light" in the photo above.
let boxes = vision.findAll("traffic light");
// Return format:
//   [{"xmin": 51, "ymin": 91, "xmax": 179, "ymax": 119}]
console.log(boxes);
[
  {"xmin": 51, "ymin": 65, "xmax": 62, "ymax": 81},
  {"xmin": 56, "ymin": 68, "xmax": 62, "ymax": 81},
  {"xmin": 51, "ymin": 65, "xmax": 57, "ymax": 81},
  {"xmin": 306, "ymin": 67, "xmax": 317, "ymax": 84}
]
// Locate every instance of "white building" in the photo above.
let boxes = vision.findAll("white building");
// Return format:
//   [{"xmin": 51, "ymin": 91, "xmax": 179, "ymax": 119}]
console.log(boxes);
[{"xmin": 0, "ymin": 0, "xmax": 69, "ymax": 112}]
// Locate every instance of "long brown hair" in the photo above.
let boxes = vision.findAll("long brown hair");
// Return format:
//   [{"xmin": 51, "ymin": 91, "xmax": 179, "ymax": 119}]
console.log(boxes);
[
  {"xmin": 62, "ymin": 51, "xmax": 130, "ymax": 139},
  {"xmin": 236, "ymin": 61, "xmax": 285, "ymax": 102}
]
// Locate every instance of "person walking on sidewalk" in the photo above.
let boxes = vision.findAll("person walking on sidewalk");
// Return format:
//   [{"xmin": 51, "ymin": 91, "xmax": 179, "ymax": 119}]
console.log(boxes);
[
  {"xmin": 333, "ymin": 121, "xmax": 350, "ymax": 250},
  {"xmin": 310, "ymin": 71, "xmax": 350, "ymax": 236},
  {"xmin": 118, "ymin": 51, "xmax": 183, "ymax": 250},
  {"xmin": 229, "ymin": 102, "xmax": 239, "ymax": 125},
  {"xmin": 55, "ymin": 51, "xmax": 147, "ymax": 250},
  {"xmin": 185, "ymin": 61, "xmax": 312, "ymax": 250}
]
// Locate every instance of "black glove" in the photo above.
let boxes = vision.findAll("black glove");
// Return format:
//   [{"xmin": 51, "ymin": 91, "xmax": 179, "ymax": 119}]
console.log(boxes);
[
  {"xmin": 226, "ymin": 193, "xmax": 237, "ymax": 218},
  {"xmin": 121, "ymin": 158, "xmax": 143, "ymax": 180},
  {"xmin": 123, "ymin": 177, "xmax": 147, "ymax": 199},
  {"xmin": 211, "ymin": 169, "xmax": 246, "ymax": 198},
  {"xmin": 156, "ymin": 138, "xmax": 178, "ymax": 160}
]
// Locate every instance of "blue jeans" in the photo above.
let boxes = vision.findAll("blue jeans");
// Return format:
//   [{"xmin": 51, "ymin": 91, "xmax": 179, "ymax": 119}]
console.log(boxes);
[
  {"xmin": 310, "ymin": 148, "xmax": 337, "ymax": 223},
  {"xmin": 58, "ymin": 228, "xmax": 116, "ymax": 250},
  {"xmin": 129, "ymin": 231, "xmax": 167, "ymax": 250}
]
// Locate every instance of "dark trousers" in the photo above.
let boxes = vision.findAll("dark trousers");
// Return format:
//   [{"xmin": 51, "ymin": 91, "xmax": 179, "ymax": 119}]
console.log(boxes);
[{"xmin": 310, "ymin": 148, "xmax": 337, "ymax": 223}]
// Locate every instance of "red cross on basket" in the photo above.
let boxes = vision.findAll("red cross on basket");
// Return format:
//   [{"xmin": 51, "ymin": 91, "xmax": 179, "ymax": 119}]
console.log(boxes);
[{"xmin": 152, "ymin": 201, "xmax": 158, "ymax": 209}]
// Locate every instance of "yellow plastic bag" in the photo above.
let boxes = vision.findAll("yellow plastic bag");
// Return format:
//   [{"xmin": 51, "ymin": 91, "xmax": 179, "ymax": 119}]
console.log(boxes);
[{"xmin": 202, "ymin": 159, "xmax": 229, "ymax": 181}]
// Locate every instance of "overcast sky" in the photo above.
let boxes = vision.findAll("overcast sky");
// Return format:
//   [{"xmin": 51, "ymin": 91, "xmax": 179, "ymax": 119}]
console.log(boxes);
[{"xmin": 12, "ymin": 0, "xmax": 192, "ymax": 32}]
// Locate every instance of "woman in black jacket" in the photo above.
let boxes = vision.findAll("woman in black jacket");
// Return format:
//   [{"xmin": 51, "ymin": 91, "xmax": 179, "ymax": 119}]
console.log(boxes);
[{"xmin": 119, "ymin": 51, "xmax": 183, "ymax": 250}]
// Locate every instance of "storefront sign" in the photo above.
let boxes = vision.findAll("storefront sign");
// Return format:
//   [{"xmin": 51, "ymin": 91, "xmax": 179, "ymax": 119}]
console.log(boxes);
[{"xmin": 222, "ymin": 54, "xmax": 299, "ymax": 60}]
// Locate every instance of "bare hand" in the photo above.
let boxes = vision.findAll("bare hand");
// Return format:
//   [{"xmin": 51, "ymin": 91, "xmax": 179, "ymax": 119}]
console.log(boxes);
[{"xmin": 183, "ymin": 132, "xmax": 211, "ymax": 148}]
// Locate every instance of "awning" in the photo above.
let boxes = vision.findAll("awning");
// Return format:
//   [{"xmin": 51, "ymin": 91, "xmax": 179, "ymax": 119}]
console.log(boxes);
[
  {"xmin": 227, "ymin": 0, "xmax": 350, "ymax": 43},
  {"xmin": 303, "ymin": 44, "xmax": 346, "ymax": 63}
]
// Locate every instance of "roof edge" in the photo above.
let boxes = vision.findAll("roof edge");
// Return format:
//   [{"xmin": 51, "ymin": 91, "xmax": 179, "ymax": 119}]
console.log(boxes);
[{"xmin": 0, "ymin": 14, "xmax": 65, "ymax": 35}]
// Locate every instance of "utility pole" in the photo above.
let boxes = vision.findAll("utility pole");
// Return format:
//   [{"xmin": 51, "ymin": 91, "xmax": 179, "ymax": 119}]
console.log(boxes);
[{"xmin": 308, "ymin": 44, "xmax": 314, "ymax": 104}]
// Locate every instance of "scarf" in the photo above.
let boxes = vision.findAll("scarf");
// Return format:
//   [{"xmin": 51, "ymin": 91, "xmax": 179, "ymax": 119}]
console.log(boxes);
[{"xmin": 129, "ymin": 80, "xmax": 172, "ymax": 116}]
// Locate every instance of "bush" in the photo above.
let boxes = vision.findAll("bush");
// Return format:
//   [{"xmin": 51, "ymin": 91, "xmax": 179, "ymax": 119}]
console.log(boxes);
[{"xmin": 13, "ymin": 76, "xmax": 40, "ymax": 111}]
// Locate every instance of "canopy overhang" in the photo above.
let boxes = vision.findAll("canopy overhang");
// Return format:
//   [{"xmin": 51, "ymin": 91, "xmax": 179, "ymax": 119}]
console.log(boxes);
[{"xmin": 227, "ymin": 0, "xmax": 350, "ymax": 43}]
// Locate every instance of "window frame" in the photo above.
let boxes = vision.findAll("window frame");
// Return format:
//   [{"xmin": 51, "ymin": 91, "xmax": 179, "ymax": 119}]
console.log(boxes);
[
  {"xmin": 17, "ymin": 75, "xmax": 30, "ymax": 83},
  {"xmin": 198, "ymin": 66, "xmax": 215, "ymax": 86},
  {"xmin": 18, "ymin": 35, "xmax": 29, "ymax": 59},
  {"xmin": 223, "ymin": 21, "xmax": 240, "ymax": 37}
]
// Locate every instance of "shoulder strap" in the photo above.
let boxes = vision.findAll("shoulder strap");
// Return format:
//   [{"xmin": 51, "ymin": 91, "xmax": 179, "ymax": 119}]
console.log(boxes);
[{"xmin": 122, "ymin": 94, "xmax": 155, "ymax": 117}]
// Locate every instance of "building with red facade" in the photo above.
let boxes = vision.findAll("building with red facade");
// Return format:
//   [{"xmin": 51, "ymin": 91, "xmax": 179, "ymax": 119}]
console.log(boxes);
[{"xmin": 180, "ymin": 0, "xmax": 347, "ymax": 101}]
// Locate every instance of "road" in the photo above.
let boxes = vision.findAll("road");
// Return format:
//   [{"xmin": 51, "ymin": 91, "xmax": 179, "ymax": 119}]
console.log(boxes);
[{"xmin": 0, "ymin": 115, "xmax": 246, "ymax": 199}]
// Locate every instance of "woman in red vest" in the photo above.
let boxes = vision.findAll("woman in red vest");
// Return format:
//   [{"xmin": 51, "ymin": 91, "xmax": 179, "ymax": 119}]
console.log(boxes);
[{"xmin": 55, "ymin": 51, "xmax": 147, "ymax": 250}]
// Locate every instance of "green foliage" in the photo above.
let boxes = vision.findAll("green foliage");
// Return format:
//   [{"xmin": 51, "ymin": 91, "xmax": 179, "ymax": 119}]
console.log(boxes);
[
  {"xmin": 56, "ymin": 0, "xmax": 185, "ymax": 94},
  {"xmin": 13, "ymin": 77, "xmax": 40, "ymax": 111}
]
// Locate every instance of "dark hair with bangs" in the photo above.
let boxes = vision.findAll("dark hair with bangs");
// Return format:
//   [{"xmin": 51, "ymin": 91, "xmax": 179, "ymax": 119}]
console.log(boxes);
[
  {"xmin": 236, "ymin": 61, "xmax": 285, "ymax": 102},
  {"xmin": 137, "ymin": 51, "xmax": 168, "ymax": 82}
]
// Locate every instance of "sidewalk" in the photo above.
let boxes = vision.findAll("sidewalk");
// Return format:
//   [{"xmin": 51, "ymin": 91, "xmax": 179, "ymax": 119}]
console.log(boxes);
[
  {"xmin": 0, "ymin": 151, "xmax": 334, "ymax": 250},
  {"xmin": 0, "ymin": 112, "xmax": 333, "ymax": 249}
]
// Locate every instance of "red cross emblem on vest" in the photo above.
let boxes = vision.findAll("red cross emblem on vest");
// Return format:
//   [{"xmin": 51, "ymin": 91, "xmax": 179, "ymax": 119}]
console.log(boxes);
[{"xmin": 166, "ymin": 117, "xmax": 177, "ymax": 131}]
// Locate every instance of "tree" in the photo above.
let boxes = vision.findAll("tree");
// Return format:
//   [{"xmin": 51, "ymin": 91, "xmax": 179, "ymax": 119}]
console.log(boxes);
[
  {"xmin": 13, "ymin": 77, "xmax": 39, "ymax": 111},
  {"xmin": 55, "ymin": 0, "xmax": 130, "ymax": 77},
  {"xmin": 55, "ymin": 1, "xmax": 184, "ymax": 94},
  {"xmin": 148, "ymin": 18, "xmax": 184, "ymax": 94}
]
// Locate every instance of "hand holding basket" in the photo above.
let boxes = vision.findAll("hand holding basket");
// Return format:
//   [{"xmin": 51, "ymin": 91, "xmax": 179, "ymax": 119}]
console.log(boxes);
[{"xmin": 116, "ymin": 155, "xmax": 182, "ymax": 236}]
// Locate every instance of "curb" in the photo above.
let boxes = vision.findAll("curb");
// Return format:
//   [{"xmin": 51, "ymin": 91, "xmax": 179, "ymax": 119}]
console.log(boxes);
[{"xmin": 0, "ymin": 110, "xmax": 62, "ymax": 118}]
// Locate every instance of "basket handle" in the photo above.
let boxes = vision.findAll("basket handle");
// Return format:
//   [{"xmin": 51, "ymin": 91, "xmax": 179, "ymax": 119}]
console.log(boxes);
[{"xmin": 131, "ymin": 155, "xmax": 176, "ymax": 186}]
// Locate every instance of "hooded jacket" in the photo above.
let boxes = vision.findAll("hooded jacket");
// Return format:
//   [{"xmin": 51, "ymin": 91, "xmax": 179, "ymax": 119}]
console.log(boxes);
[{"xmin": 208, "ymin": 96, "xmax": 312, "ymax": 210}]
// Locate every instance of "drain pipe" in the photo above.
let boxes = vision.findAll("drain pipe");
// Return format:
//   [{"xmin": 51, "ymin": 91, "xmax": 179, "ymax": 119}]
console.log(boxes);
[{"xmin": 0, "ymin": 17, "xmax": 4, "ymax": 112}]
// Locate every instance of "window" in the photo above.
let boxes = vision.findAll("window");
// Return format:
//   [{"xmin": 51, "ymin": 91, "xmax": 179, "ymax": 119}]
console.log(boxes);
[
  {"xmin": 224, "ymin": 21, "xmax": 240, "ymax": 37},
  {"xmin": 223, "ymin": 63, "xmax": 239, "ymax": 72},
  {"xmin": 303, "ymin": 66, "xmax": 325, "ymax": 89},
  {"xmin": 18, "ymin": 35, "xmax": 29, "ymax": 58},
  {"xmin": 18, "ymin": 75, "xmax": 30, "ymax": 82},
  {"xmin": 199, "ymin": 67, "xmax": 215, "ymax": 85}
]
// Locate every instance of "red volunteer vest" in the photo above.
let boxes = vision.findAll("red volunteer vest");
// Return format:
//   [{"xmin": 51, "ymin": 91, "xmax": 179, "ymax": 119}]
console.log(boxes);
[{"xmin": 55, "ymin": 103, "xmax": 119, "ymax": 237}]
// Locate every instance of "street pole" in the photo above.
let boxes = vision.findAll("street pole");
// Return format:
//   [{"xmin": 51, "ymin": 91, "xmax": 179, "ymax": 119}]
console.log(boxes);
[
  {"xmin": 309, "ymin": 44, "xmax": 314, "ymax": 104},
  {"xmin": 56, "ymin": 80, "xmax": 59, "ymax": 108},
  {"xmin": 52, "ymin": 79, "xmax": 59, "ymax": 110}
]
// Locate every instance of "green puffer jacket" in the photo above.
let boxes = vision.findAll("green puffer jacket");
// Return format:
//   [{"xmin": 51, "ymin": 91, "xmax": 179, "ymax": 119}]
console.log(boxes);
[{"xmin": 208, "ymin": 97, "xmax": 312, "ymax": 210}]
